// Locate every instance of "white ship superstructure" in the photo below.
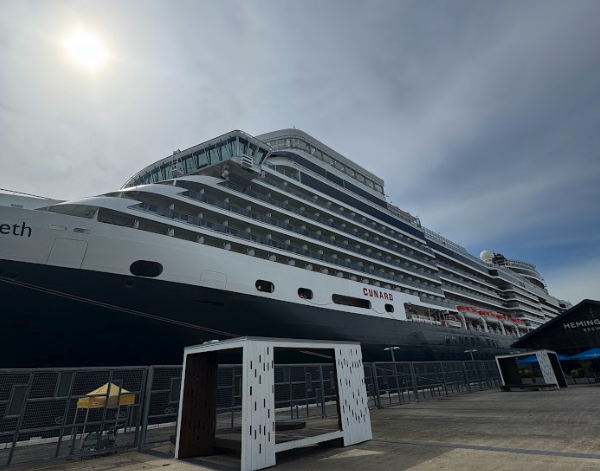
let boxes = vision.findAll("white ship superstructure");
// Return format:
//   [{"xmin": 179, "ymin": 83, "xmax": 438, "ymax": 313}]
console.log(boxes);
[{"xmin": 0, "ymin": 129, "xmax": 571, "ymax": 367}]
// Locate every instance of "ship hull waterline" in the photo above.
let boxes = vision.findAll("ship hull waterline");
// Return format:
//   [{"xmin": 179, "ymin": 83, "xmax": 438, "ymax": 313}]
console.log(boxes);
[{"xmin": 0, "ymin": 259, "xmax": 517, "ymax": 368}]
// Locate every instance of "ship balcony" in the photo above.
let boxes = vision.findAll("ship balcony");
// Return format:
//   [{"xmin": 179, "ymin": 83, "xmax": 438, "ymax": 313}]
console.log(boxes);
[
  {"xmin": 131, "ymin": 202, "xmax": 444, "ymax": 296},
  {"xmin": 501, "ymin": 294, "xmax": 543, "ymax": 312},
  {"xmin": 494, "ymin": 267, "xmax": 549, "ymax": 298},
  {"xmin": 419, "ymin": 297, "xmax": 458, "ymax": 310},
  {"xmin": 441, "ymin": 285, "xmax": 504, "ymax": 309},
  {"xmin": 433, "ymin": 249, "xmax": 491, "ymax": 279},
  {"xmin": 259, "ymin": 171, "xmax": 434, "ymax": 257},
  {"xmin": 436, "ymin": 262, "xmax": 497, "ymax": 289},
  {"xmin": 499, "ymin": 286, "xmax": 541, "ymax": 304},
  {"xmin": 504, "ymin": 303, "xmax": 546, "ymax": 318},
  {"xmin": 439, "ymin": 273, "xmax": 498, "ymax": 297},
  {"xmin": 217, "ymin": 181, "xmax": 437, "ymax": 271},
  {"xmin": 178, "ymin": 188, "xmax": 441, "ymax": 283},
  {"xmin": 259, "ymin": 173, "xmax": 432, "ymax": 256}
]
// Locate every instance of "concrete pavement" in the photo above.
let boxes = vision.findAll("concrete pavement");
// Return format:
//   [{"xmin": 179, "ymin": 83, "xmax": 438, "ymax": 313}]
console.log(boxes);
[{"xmin": 25, "ymin": 384, "xmax": 600, "ymax": 471}]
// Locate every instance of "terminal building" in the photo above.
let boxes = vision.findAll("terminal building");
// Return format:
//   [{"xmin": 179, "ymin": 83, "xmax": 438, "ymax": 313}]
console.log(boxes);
[{"xmin": 512, "ymin": 299, "xmax": 600, "ymax": 355}]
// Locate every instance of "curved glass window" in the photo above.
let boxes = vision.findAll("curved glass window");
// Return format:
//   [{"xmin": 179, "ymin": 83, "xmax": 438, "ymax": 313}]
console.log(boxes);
[{"xmin": 124, "ymin": 132, "xmax": 271, "ymax": 188}]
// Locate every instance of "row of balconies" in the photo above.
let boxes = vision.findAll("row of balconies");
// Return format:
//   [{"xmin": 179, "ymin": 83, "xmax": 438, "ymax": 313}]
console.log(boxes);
[
  {"xmin": 438, "ymin": 271, "xmax": 498, "ymax": 297},
  {"xmin": 259, "ymin": 171, "xmax": 434, "ymax": 256},
  {"xmin": 218, "ymin": 180, "xmax": 437, "ymax": 268},
  {"xmin": 180, "ymin": 188, "xmax": 441, "ymax": 283},
  {"xmin": 442, "ymin": 284, "xmax": 504, "ymax": 309},
  {"xmin": 131, "ymin": 202, "xmax": 446, "ymax": 297},
  {"xmin": 436, "ymin": 262, "xmax": 504, "ymax": 295}
]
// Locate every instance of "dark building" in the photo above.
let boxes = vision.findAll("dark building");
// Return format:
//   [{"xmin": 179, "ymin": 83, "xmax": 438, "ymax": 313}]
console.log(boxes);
[{"xmin": 512, "ymin": 299, "xmax": 600, "ymax": 354}]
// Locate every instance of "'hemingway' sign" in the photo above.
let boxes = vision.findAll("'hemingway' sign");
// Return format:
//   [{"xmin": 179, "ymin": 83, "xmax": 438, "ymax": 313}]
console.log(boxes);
[{"xmin": 564, "ymin": 318, "xmax": 600, "ymax": 330}]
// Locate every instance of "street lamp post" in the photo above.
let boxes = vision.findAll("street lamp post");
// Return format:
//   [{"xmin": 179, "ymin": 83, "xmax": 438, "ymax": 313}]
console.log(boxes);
[
  {"xmin": 384, "ymin": 346, "xmax": 400, "ymax": 364},
  {"xmin": 384, "ymin": 347, "xmax": 401, "ymax": 402},
  {"xmin": 464, "ymin": 349, "xmax": 478, "ymax": 362}
]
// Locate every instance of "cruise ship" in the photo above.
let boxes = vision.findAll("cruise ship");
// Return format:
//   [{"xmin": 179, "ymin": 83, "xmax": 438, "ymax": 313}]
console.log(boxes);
[{"xmin": 0, "ymin": 129, "xmax": 571, "ymax": 367}]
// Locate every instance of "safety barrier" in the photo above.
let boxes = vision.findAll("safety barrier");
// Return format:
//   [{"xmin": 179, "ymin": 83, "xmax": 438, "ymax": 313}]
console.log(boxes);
[{"xmin": 0, "ymin": 360, "xmax": 499, "ymax": 469}]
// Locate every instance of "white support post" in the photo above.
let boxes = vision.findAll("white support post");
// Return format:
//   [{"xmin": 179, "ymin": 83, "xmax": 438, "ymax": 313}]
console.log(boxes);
[
  {"xmin": 241, "ymin": 342, "xmax": 276, "ymax": 471},
  {"xmin": 335, "ymin": 344, "xmax": 372, "ymax": 446},
  {"xmin": 535, "ymin": 351, "xmax": 559, "ymax": 386}
]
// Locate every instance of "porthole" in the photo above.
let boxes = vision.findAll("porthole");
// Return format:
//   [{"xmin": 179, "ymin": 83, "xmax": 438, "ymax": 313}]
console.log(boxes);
[
  {"xmin": 130, "ymin": 260, "xmax": 163, "ymax": 278},
  {"xmin": 125, "ymin": 279, "xmax": 135, "ymax": 288},
  {"xmin": 385, "ymin": 304, "xmax": 394, "ymax": 313},
  {"xmin": 256, "ymin": 280, "xmax": 275, "ymax": 293},
  {"xmin": 298, "ymin": 288, "xmax": 313, "ymax": 300}
]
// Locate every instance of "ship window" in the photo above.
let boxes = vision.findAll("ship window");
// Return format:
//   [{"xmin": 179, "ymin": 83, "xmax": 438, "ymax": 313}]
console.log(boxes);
[
  {"xmin": 298, "ymin": 288, "xmax": 313, "ymax": 300},
  {"xmin": 385, "ymin": 304, "xmax": 394, "ymax": 313},
  {"xmin": 332, "ymin": 294, "xmax": 371, "ymax": 309},
  {"xmin": 256, "ymin": 280, "xmax": 274, "ymax": 293},
  {"xmin": 130, "ymin": 260, "xmax": 163, "ymax": 278}
]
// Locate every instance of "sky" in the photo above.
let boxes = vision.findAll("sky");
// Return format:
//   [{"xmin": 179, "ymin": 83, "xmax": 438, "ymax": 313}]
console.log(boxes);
[{"xmin": 0, "ymin": 0, "xmax": 598, "ymax": 304}]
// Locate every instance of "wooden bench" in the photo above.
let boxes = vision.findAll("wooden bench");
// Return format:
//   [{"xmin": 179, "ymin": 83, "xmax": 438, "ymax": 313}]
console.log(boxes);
[{"xmin": 500, "ymin": 383, "xmax": 557, "ymax": 392}]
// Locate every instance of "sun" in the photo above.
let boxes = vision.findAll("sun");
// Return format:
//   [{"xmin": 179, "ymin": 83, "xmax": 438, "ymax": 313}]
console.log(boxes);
[{"xmin": 65, "ymin": 30, "xmax": 107, "ymax": 70}]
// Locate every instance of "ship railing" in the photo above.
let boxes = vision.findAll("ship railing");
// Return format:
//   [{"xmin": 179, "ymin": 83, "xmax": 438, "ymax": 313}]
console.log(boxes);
[
  {"xmin": 412, "ymin": 297, "xmax": 456, "ymax": 310},
  {"xmin": 132, "ymin": 202, "xmax": 444, "ymax": 295},
  {"xmin": 181, "ymin": 189, "xmax": 439, "ymax": 281},
  {"xmin": 268, "ymin": 162, "xmax": 422, "ymax": 227},
  {"xmin": 220, "ymin": 179, "xmax": 436, "ymax": 264},
  {"xmin": 442, "ymin": 284, "xmax": 504, "ymax": 308},
  {"xmin": 257, "ymin": 172, "xmax": 434, "ymax": 256},
  {"xmin": 497, "ymin": 259, "xmax": 538, "ymax": 271},
  {"xmin": 438, "ymin": 272, "xmax": 499, "ymax": 297},
  {"xmin": 266, "ymin": 135, "xmax": 386, "ymax": 196},
  {"xmin": 495, "ymin": 267, "xmax": 551, "ymax": 299},
  {"xmin": 423, "ymin": 227, "xmax": 469, "ymax": 254},
  {"xmin": 423, "ymin": 228, "xmax": 497, "ymax": 270}
]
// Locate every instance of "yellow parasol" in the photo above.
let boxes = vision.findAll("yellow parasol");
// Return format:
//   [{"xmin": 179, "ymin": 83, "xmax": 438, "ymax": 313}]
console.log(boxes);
[{"xmin": 77, "ymin": 383, "xmax": 136, "ymax": 409}]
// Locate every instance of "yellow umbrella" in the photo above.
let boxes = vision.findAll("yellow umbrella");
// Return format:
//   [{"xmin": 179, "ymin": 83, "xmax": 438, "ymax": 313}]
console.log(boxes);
[{"xmin": 77, "ymin": 383, "xmax": 136, "ymax": 409}]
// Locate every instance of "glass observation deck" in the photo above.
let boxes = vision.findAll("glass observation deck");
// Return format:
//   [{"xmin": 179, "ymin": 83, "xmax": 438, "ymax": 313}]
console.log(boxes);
[{"xmin": 122, "ymin": 130, "xmax": 271, "ymax": 188}]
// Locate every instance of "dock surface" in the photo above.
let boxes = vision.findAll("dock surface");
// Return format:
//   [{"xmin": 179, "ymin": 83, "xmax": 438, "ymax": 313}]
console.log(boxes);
[{"xmin": 24, "ymin": 384, "xmax": 600, "ymax": 471}]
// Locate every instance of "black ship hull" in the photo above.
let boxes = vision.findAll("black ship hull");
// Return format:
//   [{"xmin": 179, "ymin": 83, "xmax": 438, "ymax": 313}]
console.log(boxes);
[{"xmin": 0, "ymin": 259, "xmax": 517, "ymax": 368}]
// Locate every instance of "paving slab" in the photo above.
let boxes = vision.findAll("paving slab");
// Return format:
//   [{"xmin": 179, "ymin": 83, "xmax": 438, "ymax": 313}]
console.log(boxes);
[{"xmin": 20, "ymin": 384, "xmax": 600, "ymax": 471}]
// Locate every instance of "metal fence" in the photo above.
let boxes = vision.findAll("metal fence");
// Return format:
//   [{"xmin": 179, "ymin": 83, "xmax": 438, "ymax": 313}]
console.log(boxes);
[
  {"xmin": 0, "ymin": 367, "xmax": 147, "ymax": 469},
  {"xmin": 0, "ymin": 360, "xmax": 500, "ymax": 469}
]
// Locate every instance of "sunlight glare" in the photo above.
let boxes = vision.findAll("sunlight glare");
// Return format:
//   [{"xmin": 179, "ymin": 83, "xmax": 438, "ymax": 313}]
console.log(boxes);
[{"xmin": 65, "ymin": 30, "xmax": 107, "ymax": 70}]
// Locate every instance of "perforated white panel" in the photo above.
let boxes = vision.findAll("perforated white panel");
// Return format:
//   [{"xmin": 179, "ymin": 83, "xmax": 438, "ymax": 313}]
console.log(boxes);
[
  {"xmin": 177, "ymin": 338, "xmax": 372, "ymax": 471},
  {"xmin": 536, "ymin": 351, "xmax": 559, "ymax": 386},
  {"xmin": 241, "ymin": 342, "xmax": 276, "ymax": 471},
  {"xmin": 335, "ymin": 344, "xmax": 373, "ymax": 446}
]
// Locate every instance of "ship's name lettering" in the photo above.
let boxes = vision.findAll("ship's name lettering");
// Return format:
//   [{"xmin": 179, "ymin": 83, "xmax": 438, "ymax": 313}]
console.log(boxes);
[
  {"xmin": 563, "ymin": 319, "xmax": 600, "ymax": 330},
  {"xmin": 0, "ymin": 222, "xmax": 32, "ymax": 237},
  {"xmin": 363, "ymin": 288, "xmax": 393, "ymax": 301}
]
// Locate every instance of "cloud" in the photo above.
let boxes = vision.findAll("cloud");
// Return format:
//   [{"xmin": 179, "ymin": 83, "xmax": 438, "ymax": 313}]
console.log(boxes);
[
  {"xmin": 0, "ymin": 0, "xmax": 598, "ymax": 300},
  {"xmin": 544, "ymin": 256, "xmax": 600, "ymax": 305}
]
